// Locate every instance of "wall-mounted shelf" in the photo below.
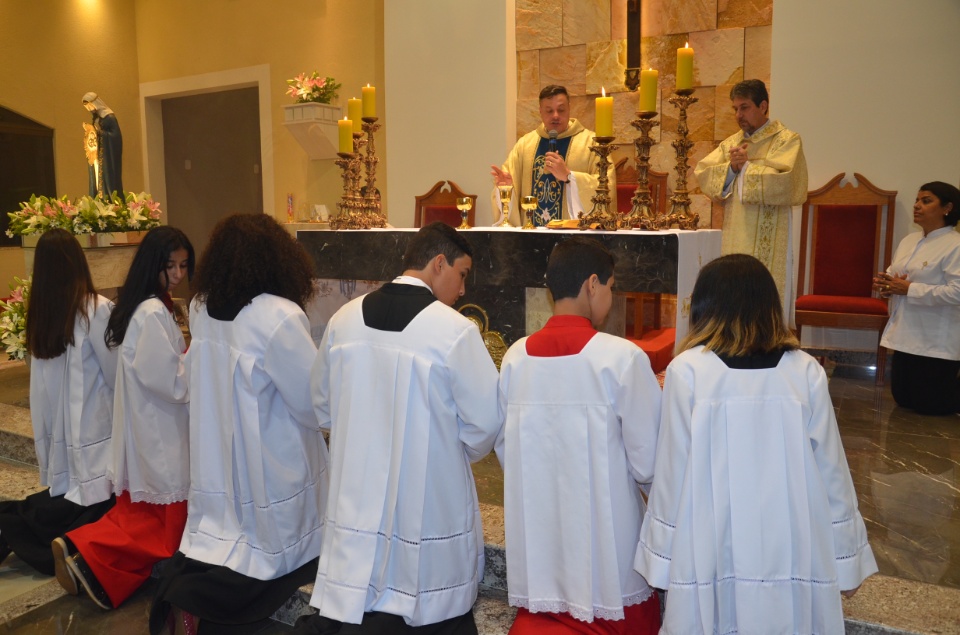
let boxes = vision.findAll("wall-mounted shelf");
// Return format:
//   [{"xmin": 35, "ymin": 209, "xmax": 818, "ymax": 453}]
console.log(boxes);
[{"xmin": 282, "ymin": 102, "xmax": 343, "ymax": 160}]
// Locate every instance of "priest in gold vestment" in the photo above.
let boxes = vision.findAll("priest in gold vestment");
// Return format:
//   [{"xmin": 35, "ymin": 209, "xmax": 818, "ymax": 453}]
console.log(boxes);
[
  {"xmin": 695, "ymin": 80, "xmax": 808, "ymax": 311},
  {"xmin": 491, "ymin": 85, "xmax": 614, "ymax": 226}
]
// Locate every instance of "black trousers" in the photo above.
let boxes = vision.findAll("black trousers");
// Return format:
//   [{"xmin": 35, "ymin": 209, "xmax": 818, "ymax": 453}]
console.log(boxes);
[
  {"xmin": 890, "ymin": 350, "xmax": 960, "ymax": 415},
  {"xmin": 293, "ymin": 609, "xmax": 478, "ymax": 635},
  {"xmin": 149, "ymin": 551, "xmax": 319, "ymax": 635},
  {"xmin": 0, "ymin": 489, "xmax": 114, "ymax": 575}
]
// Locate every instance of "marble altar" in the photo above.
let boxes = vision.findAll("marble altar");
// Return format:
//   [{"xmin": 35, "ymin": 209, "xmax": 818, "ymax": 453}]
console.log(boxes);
[{"xmin": 296, "ymin": 228, "xmax": 721, "ymax": 346}]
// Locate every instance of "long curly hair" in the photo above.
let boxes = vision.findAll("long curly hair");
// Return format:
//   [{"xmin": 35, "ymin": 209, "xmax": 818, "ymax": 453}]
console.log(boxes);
[
  {"xmin": 193, "ymin": 214, "xmax": 316, "ymax": 313},
  {"xmin": 26, "ymin": 229, "xmax": 98, "ymax": 359},
  {"xmin": 105, "ymin": 226, "xmax": 195, "ymax": 349}
]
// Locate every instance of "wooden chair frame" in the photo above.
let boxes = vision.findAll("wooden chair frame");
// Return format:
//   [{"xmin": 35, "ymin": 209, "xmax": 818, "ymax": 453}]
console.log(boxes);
[
  {"xmin": 413, "ymin": 180, "xmax": 476, "ymax": 228},
  {"xmin": 795, "ymin": 172, "xmax": 897, "ymax": 385}
]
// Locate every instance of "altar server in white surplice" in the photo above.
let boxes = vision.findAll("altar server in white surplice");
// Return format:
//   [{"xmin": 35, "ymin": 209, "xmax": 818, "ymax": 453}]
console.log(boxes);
[
  {"xmin": 299, "ymin": 222, "xmax": 500, "ymax": 635},
  {"xmin": 635, "ymin": 254, "xmax": 877, "ymax": 635},
  {"xmin": 150, "ymin": 214, "xmax": 327, "ymax": 635},
  {"xmin": 0, "ymin": 229, "xmax": 116, "ymax": 577},
  {"xmin": 54, "ymin": 226, "xmax": 194, "ymax": 611},
  {"xmin": 496, "ymin": 237, "xmax": 662, "ymax": 635}
]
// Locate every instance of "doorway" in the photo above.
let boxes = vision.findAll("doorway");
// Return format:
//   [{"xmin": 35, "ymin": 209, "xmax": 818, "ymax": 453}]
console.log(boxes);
[{"xmin": 161, "ymin": 87, "xmax": 263, "ymax": 259}]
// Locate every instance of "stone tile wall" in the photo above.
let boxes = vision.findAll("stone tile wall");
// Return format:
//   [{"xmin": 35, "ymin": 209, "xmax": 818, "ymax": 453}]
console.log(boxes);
[{"xmin": 515, "ymin": 0, "xmax": 773, "ymax": 227}]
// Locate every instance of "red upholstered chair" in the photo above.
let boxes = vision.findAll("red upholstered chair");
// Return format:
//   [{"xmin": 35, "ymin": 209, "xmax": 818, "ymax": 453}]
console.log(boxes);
[
  {"xmin": 414, "ymin": 180, "xmax": 476, "ymax": 228},
  {"xmin": 795, "ymin": 173, "xmax": 897, "ymax": 386}
]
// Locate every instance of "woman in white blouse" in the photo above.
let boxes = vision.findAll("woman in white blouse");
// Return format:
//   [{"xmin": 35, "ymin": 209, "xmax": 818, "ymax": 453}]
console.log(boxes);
[{"xmin": 874, "ymin": 181, "xmax": 960, "ymax": 415}]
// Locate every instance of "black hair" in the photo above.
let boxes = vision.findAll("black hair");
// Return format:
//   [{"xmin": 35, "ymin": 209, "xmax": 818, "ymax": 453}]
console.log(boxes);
[
  {"xmin": 401, "ymin": 222, "xmax": 473, "ymax": 271},
  {"xmin": 730, "ymin": 79, "xmax": 769, "ymax": 108},
  {"xmin": 194, "ymin": 213, "xmax": 316, "ymax": 312},
  {"xmin": 25, "ymin": 229, "xmax": 97, "ymax": 359},
  {"xmin": 105, "ymin": 226, "xmax": 194, "ymax": 348},
  {"xmin": 545, "ymin": 237, "xmax": 615, "ymax": 301},
  {"xmin": 680, "ymin": 254, "xmax": 798, "ymax": 356},
  {"xmin": 919, "ymin": 181, "xmax": 960, "ymax": 227}
]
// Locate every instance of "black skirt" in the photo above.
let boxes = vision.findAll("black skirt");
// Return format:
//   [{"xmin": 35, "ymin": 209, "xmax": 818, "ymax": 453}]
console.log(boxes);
[
  {"xmin": 149, "ymin": 551, "xmax": 319, "ymax": 635},
  {"xmin": 0, "ymin": 488, "xmax": 114, "ymax": 575}
]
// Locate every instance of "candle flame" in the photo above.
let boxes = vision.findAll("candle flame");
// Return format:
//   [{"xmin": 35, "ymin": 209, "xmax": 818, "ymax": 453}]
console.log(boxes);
[
  {"xmin": 367, "ymin": 83, "xmax": 371, "ymax": 87},
  {"xmin": 601, "ymin": 87, "xmax": 606, "ymax": 97},
  {"xmin": 343, "ymin": 116, "xmax": 348, "ymax": 121},
  {"xmin": 685, "ymin": 42, "xmax": 689, "ymax": 48}
]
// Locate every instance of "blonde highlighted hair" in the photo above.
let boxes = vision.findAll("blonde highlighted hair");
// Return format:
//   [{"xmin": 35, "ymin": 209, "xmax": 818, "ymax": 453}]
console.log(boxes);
[{"xmin": 679, "ymin": 254, "xmax": 798, "ymax": 357}]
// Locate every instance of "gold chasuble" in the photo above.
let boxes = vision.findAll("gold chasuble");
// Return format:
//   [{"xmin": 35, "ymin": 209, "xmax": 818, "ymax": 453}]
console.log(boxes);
[
  {"xmin": 492, "ymin": 119, "xmax": 615, "ymax": 226},
  {"xmin": 695, "ymin": 120, "xmax": 807, "ymax": 303}
]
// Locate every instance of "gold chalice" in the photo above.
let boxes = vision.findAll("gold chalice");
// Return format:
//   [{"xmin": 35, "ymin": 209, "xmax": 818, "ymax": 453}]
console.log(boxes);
[
  {"xmin": 521, "ymin": 196, "xmax": 537, "ymax": 230},
  {"xmin": 496, "ymin": 184, "xmax": 515, "ymax": 228},
  {"xmin": 456, "ymin": 197, "xmax": 473, "ymax": 229}
]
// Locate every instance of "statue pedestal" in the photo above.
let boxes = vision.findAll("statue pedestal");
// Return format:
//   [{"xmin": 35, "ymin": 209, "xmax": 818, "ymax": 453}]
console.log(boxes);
[{"xmin": 22, "ymin": 234, "xmax": 138, "ymax": 290}]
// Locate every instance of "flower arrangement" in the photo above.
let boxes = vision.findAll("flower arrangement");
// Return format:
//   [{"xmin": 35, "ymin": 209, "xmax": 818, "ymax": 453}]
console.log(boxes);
[
  {"xmin": 6, "ymin": 192, "xmax": 163, "ymax": 237},
  {"xmin": 286, "ymin": 71, "xmax": 341, "ymax": 104},
  {"xmin": 0, "ymin": 276, "xmax": 30, "ymax": 361}
]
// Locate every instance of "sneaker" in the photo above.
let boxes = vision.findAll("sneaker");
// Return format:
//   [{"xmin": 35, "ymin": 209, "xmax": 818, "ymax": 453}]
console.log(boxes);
[
  {"xmin": 170, "ymin": 607, "xmax": 198, "ymax": 635},
  {"xmin": 51, "ymin": 537, "xmax": 78, "ymax": 595},
  {"xmin": 65, "ymin": 553, "xmax": 113, "ymax": 610}
]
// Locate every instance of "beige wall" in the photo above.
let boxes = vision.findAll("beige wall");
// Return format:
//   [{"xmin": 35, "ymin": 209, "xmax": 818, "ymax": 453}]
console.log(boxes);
[
  {"xmin": 384, "ymin": 0, "xmax": 515, "ymax": 227},
  {"xmin": 0, "ymin": 0, "xmax": 144, "ymax": 285},
  {"xmin": 0, "ymin": 0, "xmax": 384, "ymax": 287},
  {"xmin": 774, "ymin": 0, "xmax": 960, "ymax": 349},
  {"xmin": 133, "ymin": 0, "xmax": 386, "ymax": 226}
]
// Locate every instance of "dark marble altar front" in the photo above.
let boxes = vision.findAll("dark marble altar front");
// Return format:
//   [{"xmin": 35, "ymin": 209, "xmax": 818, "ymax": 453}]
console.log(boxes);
[{"xmin": 297, "ymin": 228, "xmax": 696, "ymax": 345}]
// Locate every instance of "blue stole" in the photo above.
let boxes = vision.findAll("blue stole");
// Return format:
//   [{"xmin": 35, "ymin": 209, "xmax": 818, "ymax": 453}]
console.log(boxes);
[{"xmin": 531, "ymin": 135, "xmax": 572, "ymax": 226}]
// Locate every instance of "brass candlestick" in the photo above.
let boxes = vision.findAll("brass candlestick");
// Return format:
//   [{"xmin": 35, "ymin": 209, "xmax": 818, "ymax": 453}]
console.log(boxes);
[
  {"xmin": 579, "ymin": 136, "xmax": 618, "ymax": 231},
  {"xmin": 666, "ymin": 89, "xmax": 700, "ymax": 230},
  {"xmin": 331, "ymin": 151, "xmax": 368, "ymax": 229},
  {"xmin": 360, "ymin": 116, "xmax": 386, "ymax": 228},
  {"xmin": 456, "ymin": 197, "xmax": 473, "ymax": 229},
  {"xmin": 496, "ymin": 185, "xmax": 515, "ymax": 228},
  {"xmin": 627, "ymin": 111, "xmax": 661, "ymax": 229},
  {"xmin": 521, "ymin": 196, "xmax": 537, "ymax": 229}
]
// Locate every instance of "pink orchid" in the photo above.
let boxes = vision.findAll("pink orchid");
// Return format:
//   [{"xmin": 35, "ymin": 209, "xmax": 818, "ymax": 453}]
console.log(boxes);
[
  {"xmin": 43, "ymin": 204, "xmax": 57, "ymax": 217},
  {"xmin": 10, "ymin": 288, "xmax": 23, "ymax": 303}
]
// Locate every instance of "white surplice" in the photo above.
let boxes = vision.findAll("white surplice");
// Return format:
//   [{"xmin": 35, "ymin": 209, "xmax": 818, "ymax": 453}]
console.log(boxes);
[
  {"xmin": 635, "ymin": 347, "xmax": 878, "ymax": 635},
  {"xmin": 308, "ymin": 296, "xmax": 501, "ymax": 626},
  {"xmin": 30, "ymin": 295, "xmax": 117, "ymax": 505},
  {"xmin": 495, "ymin": 333, "xmax": 661, "ymax": 623},
  {"xmin": 109, "ymin": 298, "xmax": 190, "ymax": 504},
  {"xmin": 179, "ymin": 295, "xmax": 327, "ymax": 580}
]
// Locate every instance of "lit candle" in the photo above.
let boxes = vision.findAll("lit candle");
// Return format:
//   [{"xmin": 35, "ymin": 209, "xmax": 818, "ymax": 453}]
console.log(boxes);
[
  {"xmin": 361, "ymin": 85, "xmax": 376, "ymax": 118},
  {"xmin": 338, "ymin": 117, "xmax": 353, "ymax": 153},
  {"xmin": 595, "ymin": 87, "xmax": 613, "ymax": 137},
  {"xmin": 676, "ymin": 43, "xmax": 694, "ymax": 90},
  {"xmin": 347, "ymin": 98, "xmax": 362, "ymax": 133},
  {"xmin": 639, "ymin": 69, "xmax": 659, "ymax": 113}
]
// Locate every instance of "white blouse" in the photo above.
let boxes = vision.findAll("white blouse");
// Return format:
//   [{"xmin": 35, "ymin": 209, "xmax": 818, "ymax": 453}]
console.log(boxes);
[
  {"xmin": 881, "ymin": 226, "xmax": 960, "ymax": 360},
  {"xmin": 31, "ymin": 295, "xmax": 117, "ymax": 505},
  {"xmin": 109, "ymin": 298, "xmax": 189, "ymax": 503}
]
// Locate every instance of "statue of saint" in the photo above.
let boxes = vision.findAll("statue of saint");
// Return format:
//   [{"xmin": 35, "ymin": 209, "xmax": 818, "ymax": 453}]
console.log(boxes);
[{"xmin": 82, "ymin": 92, "xmax": 123, "ymax": 199}]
